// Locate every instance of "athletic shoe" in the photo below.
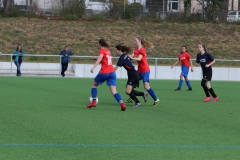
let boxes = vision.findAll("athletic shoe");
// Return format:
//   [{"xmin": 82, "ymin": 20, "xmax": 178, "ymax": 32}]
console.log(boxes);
[
  {"xmin": 134, "ymin": 103, "xmax": 141, "ymax": 107},
  {"xmin": 87, "ymin": 101, "xmax": 97, "ymax": 108},
  {"xmin": 213, "ymin": 97, "xmax": 219, "ymax": 102},
  {"xmin": 120, "ymin": 103, "xmax": 126, "ymax": 111},
  {"xmin": 187, "ymin": 87, "xmax": 192, "ymax": 91},
  {"xmin": 153, "ymin": 98, "xmax": 160, "ymax": 106},
  {"xmin": 175, "ymin": 88, "xmax": 181, "ymax": 91},
  {"xmin": 204, "ymin": 97, "xmax": 211, "ymax": 102},
  {"xmin": 126, "ymin": 98, "xmax": 134, "ymax": 103},
  {"xmin": 143, "ymin": 92, "xmax": 148, "ymax": 103}
]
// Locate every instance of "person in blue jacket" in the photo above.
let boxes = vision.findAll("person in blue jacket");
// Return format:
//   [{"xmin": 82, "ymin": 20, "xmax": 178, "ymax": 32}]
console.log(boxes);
[
  {"xmin": 59, "ymin": 46, "xmax": 73, "ymax": 77},
  {"xmin": 13, "ymin": 44, "xmax": 26, "ymax": 76}
]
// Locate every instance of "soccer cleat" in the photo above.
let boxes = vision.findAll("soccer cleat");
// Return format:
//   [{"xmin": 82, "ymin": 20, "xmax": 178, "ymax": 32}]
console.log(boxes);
[
  {"xmin": 213, "ymin": 97, "xmax": 219, "ymax": 102},
  {"xmin": 143, "ymin": 92, "xmax": 148, "ymax": 103},
  {"xmin": 175, "ymin": 88, "xmax": 181, "ymax": 91},
  {"xmin": 87, "ymin": 101, "xmax": 97, "ymax": 108},
  {"xmin": 153, "ymin": 98, "xmax": 160, "ymax": 106},
  {"xmin": 134, "ymin": 103, "xmax": 141, "ymax": 107},
  {"xmin": 204, "ymin": 97, "xmax": 211, "ymax": 102},
  {"xmin": 126, "ymin": 98, "xmax": 134, "ymax": 103},
  {"xmin": 120, "ymin": 103, "xmax": 126, "ymax": 111},
  {"xmin": 187, "ymin": 87, "xmax": 192, "ymax": 91}
]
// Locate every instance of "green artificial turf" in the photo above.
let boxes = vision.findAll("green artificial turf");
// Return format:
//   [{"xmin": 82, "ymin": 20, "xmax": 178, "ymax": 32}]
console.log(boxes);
[{"xmin": 0, "ymin": 77, "xmax": 239, "ymax": 160}]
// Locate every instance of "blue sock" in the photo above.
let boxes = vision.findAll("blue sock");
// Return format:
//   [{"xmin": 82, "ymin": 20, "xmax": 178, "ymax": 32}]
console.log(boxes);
[
  {"xmin": 114, "ymin": 93, "xmax": 123, "ymax": 104},
  {"xmin": 178, "ymin": 79, "xmax": 183, "ymax": 88},
  {"xmin": 91, "ymin": 88, "xmax": 97, "ymax": 101},
  {"xmin": 148, "ymin": 88, "xmax": 157, "ymax": 101},
  {"xmin": 186, "ymin": 81, "xmax": 191, "ymax": 88}
]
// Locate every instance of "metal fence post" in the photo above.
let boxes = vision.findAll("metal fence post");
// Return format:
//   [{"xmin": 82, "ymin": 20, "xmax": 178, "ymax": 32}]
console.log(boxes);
[
  {"xmin": 59, "ymin": 55, "xmax": 62, "ymax": 76},
  {"xmin": 155, "ymin": 58, "xmax": 158, "ymax": 79},
  {"xmin": 10, "ymin": 55, "xmax": 13, "ymax": 76}
]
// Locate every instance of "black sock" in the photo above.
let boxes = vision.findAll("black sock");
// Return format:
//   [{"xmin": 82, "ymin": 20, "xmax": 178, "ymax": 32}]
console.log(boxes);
[
  {"xmin": 133, "ymin": 90, "xmax": 144, "ymax": 96},
  {"xmin": 209, "ymin": 88, "xmax": 217, "ymax": 98},
  {"xmin": 129, "ymin": 91, "xmax": 140, "ymax": 103},
  {"xmin": 201, "ymin": 79, "xmax": 210, "ymax": 97}
]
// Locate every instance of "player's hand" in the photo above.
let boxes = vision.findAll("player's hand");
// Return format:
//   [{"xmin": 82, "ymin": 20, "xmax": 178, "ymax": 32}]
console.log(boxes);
[
  {"xmin": 128, "ymin": 54, "xmax": 133, "ymax": 59},
  {"xmin": 91, "ymin": 56, "xmax": 97, "ymax": 60},
  {"xmin": 205, "ymin": 64, "xmax": 209, "ymax": 68},
  {"xmin": 0, "ymin": 52, "xmax": 2, "ymax": 56},
  {"xmin": 91, "ymin": 68, "xmax": 94, "ymax": 73},
  {"xmin": 171, "ymin": 66, "xmax": 174, "ymax": 69},
  {"xmin": 191, "ymin": 68, "xmax": 194, "ymax": 72},
  {"xmin": 195, "ymin": 63, "xmax": 198, "ymax": 67}
]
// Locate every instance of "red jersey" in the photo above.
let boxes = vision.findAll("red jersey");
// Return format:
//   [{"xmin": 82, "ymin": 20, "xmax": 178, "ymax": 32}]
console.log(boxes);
[
  {"xmin": 179, "ymin": 52, "xmax": 191, "ymax": 68},
  {"xmin": 133, "ymin": 47, "xmax": 150, "ymax": 73},
  {"xmin": 99, "ymin": 48, "xmax": 115, "ymax": 74}
]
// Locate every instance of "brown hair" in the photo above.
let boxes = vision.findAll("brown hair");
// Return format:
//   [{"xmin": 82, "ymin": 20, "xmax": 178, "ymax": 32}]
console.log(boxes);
[
  {"xmin": 115, "ymin": 45, "xmax": 131, "ymax": 54},
  {"xmin": 199, "ymin": 43, "xmax": 207, "ymax": 52},
  {"xmin": 99, "ymin": 39, "xmax": 109, "ymax": 48},
  {"xmin": 16, "ymin": 44, "xmax": 22, "ymax": 52},
  {"xmin": 181, "ymin": 45, "xmax": 188, "ymax": 52},
  {"xmin": 135, "ymin": 35, "xmax": 154, "ymax": 49}
]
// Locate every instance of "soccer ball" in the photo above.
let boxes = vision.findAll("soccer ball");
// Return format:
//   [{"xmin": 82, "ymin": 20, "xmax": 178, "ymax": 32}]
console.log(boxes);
[{"xmin": 89, "ymin": 97, "xmax": 98, "ymax": 104}]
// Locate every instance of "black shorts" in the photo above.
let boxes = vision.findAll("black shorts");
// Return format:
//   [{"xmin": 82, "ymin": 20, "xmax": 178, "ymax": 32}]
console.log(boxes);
[
  {"xmin": 126, "ymin": 69, "xmax": 139, "ymax": 88},
  {"xmin": 202, "ymin": 68, "xmax": 212, "ymax": 81}
]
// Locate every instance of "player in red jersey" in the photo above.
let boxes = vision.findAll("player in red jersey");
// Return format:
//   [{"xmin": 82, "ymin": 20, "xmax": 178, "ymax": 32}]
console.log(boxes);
[
  {"xmin": 87, "ymin": 39, "xmax": 126, "ymax": 111},
  {"xmin": 129, "ymin": 35, "xmax": 160, "ymax": 106},
  {"xmin": 171, "ymin": 45, "xmax": 194, "ymax": 91}
]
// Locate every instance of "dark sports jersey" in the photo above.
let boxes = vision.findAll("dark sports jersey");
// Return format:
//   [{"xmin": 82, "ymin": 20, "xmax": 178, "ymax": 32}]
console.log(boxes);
[
  {"xmin": 117, "ymin": 53, "xmax": 138, "ymax": 78},
  {"xmin": 196, "ymin": 52, "xmax": 214, "ymax": 71},
  {"xmin": 117, "ymin": 54, "xmax": 135, "ymax": 71}
]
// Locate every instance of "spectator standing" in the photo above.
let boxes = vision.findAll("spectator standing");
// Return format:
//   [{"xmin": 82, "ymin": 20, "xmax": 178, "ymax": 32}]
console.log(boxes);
[
  {"xmin": 13, "ymin": 45, "xmax": 25, "ymax": 76},
  {"xmin": 59, "ymin": 46, "xmax": 73, "ymax": 77}
]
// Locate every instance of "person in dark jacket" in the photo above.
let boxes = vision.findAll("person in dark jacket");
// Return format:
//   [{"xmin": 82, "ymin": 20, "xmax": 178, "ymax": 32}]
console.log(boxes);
[
  {"xmin": 59, "ymin": 46, "xmax": 73, "ymax": 77},
  {"xmin": 13, "ymin": 45, "xmax": 26, "ymax": 76}
]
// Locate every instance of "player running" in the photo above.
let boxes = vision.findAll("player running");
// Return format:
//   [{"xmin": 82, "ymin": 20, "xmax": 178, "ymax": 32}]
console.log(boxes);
[
  {"xmin": 114, "ymin": 45, "xmax": 148, "ymax": 107},
  {"xmin": 87, "ymin": 39, "xmax": 126, "ymax": 111},
  {"xmin": 171, "ymin": 45, "xmax": 194, "ymax": 91},
  {"xmin": 128, "ymin": 35, "xmax": 160, "ymax": 106}
]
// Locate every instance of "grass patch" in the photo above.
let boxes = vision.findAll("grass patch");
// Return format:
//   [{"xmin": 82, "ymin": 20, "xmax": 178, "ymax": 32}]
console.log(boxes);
[{"xmin": 0, "ymin": 77, "xmax": 240, "ymax": 159}]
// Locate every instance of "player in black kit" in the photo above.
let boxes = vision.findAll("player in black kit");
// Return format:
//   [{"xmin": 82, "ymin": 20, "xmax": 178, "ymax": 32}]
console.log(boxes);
[
  {"xmin": 196, "ymin": 44, "xmax": 219, "ymax": 102},
  {"xmin": 114, "ymin": 45, "xmax": 148, "ymax": 107}
]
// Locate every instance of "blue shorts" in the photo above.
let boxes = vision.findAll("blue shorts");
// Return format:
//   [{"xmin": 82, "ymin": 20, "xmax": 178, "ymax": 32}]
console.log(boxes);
[
  {"xmin": 94, "ymin": 72, "xmax": 117, "ymax": 86},
  {"xmin": 139, "ymin": 72, "xmax": 150, "ymax": 82},
  {"xmin": 181, "ymin": 65, "xmax": 189, "ymax": 77}
]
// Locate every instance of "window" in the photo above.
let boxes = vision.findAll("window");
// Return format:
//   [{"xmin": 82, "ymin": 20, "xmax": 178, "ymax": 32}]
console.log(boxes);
[{"xmin": 168, "ymin": 0, "xmax": 179, "ymax": 11}]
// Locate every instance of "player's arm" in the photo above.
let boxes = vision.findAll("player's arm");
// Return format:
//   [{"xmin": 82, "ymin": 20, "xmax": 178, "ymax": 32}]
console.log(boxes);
[
  {"xmin": 205, "ymin": 59, "xmax": 215, "ymax": 68},
  {"xmin": 195, "ymin": 55, "xmax": 199, "ymax": 67},
  {"xmin": 91, "ymin": 56, "xmax": 98, "ymax": 60},
  {"xmin": 114, "ymin": 66, "xmax": 119, "ymax": 70},
  {"xmin": 189, "ymin": 58, "xmax": 194, "ymax": 72},
  {"xmin": 129, "ymin": 54, "xmax": 143, "ymax": 61},
  {"xmin": 91, "ymin": 54, "xmax": 103, "ymax": 73},
  {"xmin": 171, "ymin": 59, "xmax": 179, "ymax": 69}
]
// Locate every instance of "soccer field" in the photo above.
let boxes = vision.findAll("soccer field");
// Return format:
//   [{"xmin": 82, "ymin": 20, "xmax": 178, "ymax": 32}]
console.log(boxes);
[{"xmin": 0, "ymin": 77, "xmax": 239, "ymax": 160}]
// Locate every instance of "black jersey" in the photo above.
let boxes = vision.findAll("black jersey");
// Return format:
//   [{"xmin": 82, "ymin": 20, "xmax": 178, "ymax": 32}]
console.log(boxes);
[
  {"xmin": 117, "ymin": 53, "xmax": 135, "ymax": 71},
  {"xmin": 117, "ymin": 53, "xmax": 139, "ymax": 87},
  {"xmin": 196, "ymin": 52, "xmax": 214, "ymax": 71}
]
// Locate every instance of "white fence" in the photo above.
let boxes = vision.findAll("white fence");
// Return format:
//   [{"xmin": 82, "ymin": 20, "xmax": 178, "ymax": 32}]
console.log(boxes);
[{"xmin": 0, "ymin": 54, "xmax": 240, "ymax": 81}]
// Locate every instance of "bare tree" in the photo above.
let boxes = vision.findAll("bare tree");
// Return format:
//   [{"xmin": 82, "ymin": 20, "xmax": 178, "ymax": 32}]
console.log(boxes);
[{"xmin": 4, "ymin": 0, "xmax": 14, "ymax": 12}]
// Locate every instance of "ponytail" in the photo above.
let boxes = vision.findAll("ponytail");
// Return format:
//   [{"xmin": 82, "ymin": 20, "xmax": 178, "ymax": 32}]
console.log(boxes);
[
  {"xmin": 135, "ymin": 35, "xmax": 154, "ymax": 49},
  {"xmin": 115, "ymin": 45, "xmax": 131, "ymax": 54}
]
